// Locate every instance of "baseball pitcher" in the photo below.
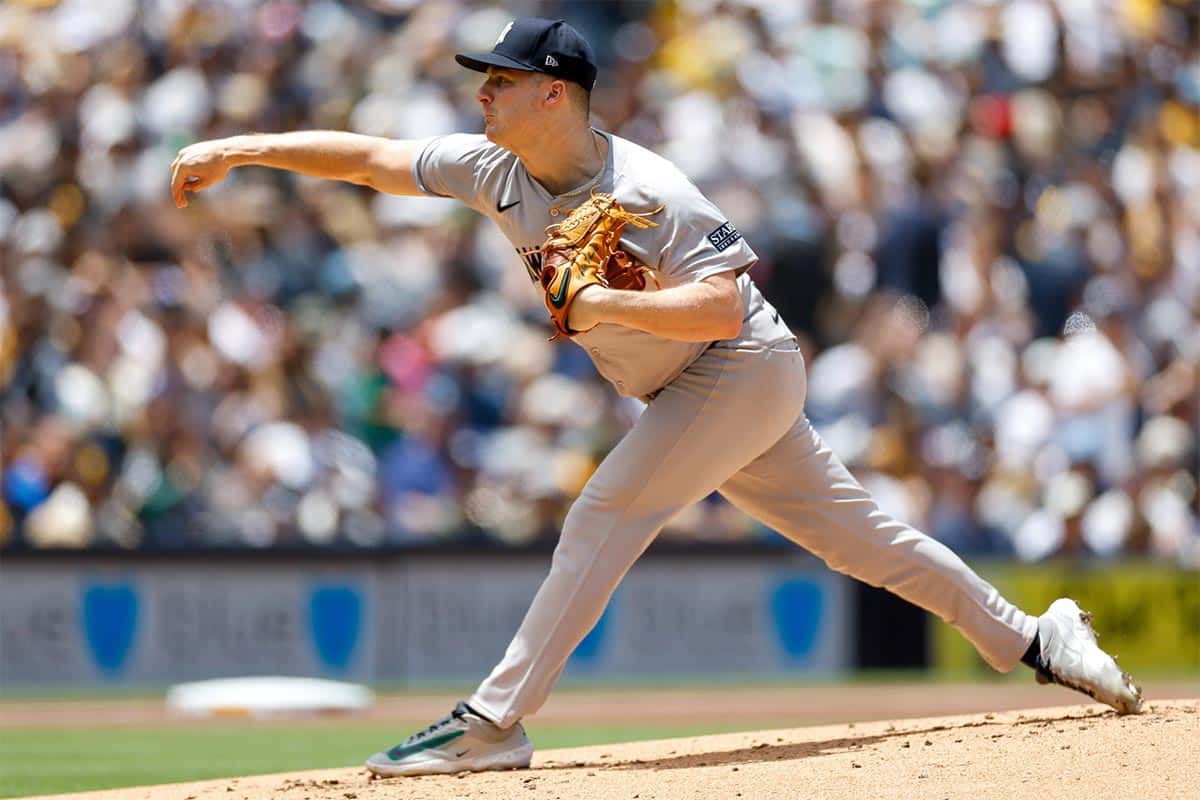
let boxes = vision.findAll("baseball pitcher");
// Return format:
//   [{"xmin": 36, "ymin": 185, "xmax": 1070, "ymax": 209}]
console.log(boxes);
[{"xmin": 171, "ymin": 17, "xmax": 1142, "ymax": 779}]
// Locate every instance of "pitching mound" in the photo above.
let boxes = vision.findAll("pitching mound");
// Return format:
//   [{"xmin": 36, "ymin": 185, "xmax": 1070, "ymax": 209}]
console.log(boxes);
[{"xmin": 27, "ymin": 699, "xmax": 1198, "ymax": 800}]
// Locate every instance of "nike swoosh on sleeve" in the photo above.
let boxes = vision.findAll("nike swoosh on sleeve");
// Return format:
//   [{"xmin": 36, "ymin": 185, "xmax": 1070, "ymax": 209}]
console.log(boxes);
[{"xmin": 497, "ymin": 199, "xmax": 521, "ymax": 213}]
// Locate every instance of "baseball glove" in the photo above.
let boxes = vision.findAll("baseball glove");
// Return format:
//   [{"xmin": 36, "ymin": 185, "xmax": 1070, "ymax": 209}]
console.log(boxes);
[{"xmin": 538, "ymin": 192, "xmax": 662, "ymax": 338}]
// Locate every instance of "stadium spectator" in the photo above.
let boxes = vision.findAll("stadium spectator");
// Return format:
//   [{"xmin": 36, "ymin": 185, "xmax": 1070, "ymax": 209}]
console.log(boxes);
[{"xmin": 0, "ymin": 0, "xmax": 1196, "ymax": 565}]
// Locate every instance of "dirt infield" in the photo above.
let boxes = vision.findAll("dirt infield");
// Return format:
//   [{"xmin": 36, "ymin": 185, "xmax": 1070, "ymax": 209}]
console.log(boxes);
[{"xmin": 20, "ymin": 696, "xmax": 1200, "ymax": 800}]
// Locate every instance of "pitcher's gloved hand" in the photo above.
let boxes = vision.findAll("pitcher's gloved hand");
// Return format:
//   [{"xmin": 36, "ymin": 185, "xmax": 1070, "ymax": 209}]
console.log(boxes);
[{"xmin": 538, "ymin": 192, "xmax": 662, "ymax": 338}]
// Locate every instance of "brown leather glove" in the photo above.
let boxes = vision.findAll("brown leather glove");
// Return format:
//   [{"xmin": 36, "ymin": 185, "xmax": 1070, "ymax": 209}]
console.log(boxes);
[{"xmin": 538, "ymin": 192, "xmax": 662, "ymax": 338}]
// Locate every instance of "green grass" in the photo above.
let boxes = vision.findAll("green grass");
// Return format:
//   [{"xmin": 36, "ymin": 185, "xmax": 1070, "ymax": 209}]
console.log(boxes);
[{"xmin": 0, "ymin": 721, "xmax": 754, "ymax": 798}]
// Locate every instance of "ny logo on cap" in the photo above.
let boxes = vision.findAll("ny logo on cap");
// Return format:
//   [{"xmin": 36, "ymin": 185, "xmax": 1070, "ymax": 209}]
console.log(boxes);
[
  {"xmin": 495, "ymin": 21, "xmax": 514, "ymax": 47},
  {"xmin": 545, "ymin": 55, "xmax": 559, "ymax": 67}
]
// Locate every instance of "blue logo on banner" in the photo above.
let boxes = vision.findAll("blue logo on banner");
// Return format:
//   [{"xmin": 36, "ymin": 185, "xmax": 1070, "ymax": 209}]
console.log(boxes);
[
  {"xmin": 81, "ymin": 583, "xmax": 139, "ymax": 674},
  {"xmin": 568, "ymin": 603, "xmax": 612, "ymax": 667},
  {"xmin": 770, "ymin": 579, "xmax": 824, "ymax": 661},
  {"xmin": 308, "ymin": 585, "xmax": 362, "ymax": 671}
]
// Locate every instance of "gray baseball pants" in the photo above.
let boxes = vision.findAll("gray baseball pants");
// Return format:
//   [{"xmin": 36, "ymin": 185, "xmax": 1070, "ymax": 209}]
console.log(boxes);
[{"xmin": 468, "ymin": 342, "xmax": 1039, "ymax": 729}]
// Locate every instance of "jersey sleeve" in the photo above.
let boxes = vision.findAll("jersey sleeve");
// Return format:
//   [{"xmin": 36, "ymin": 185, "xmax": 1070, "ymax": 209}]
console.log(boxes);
[
  {"xmin": 411, "ymin": 133, "xmax": 503, "ymax": 213},
  {"xmin": 656, "ymin": 181, "xmax": 757, "ymax": 284}
]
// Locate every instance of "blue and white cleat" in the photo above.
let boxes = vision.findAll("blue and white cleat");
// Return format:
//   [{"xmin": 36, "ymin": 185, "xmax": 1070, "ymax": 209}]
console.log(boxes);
[
  {"xmin": 1034, "ymin": 598, "xmax": 1143, "ymax": 715},
  {"xmin": 366, "ymin": 701, "xmax": 533, "ymax": 777}
]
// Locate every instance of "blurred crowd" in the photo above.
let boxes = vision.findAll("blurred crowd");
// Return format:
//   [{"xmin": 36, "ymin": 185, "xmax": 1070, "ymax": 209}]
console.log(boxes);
[{"xmin": 1, "ymin": 0, "xmax": 1197, "ymax": 563}]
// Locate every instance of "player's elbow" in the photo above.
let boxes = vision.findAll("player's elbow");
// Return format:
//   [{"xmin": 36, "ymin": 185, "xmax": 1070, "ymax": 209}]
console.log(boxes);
[
  {"xmin": 713, "ymin": 312, "xmax": 743, "ymax": 340},
  {"xmin": 362, "ymin": 139, "xmax": 422, "ymax": 195},
  {"xmin": 698, "ymin": 271, "xmax": 743, "ymax": 339},
  {"xmin": 706, "ymin": 281, "xmax": 744, "ymax": 340}
]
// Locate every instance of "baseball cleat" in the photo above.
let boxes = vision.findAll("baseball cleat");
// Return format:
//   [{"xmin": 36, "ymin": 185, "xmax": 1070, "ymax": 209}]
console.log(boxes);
[
  {"xmin": 1033, "ymin": 598, "xmax": 1143, "ymax": 715},
  {"xmin": 365, "ymin": 701, "xmax": 533, "ymax": 777}
]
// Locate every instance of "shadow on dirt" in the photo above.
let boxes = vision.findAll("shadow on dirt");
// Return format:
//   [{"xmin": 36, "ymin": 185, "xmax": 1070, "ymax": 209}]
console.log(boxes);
[
  {"xmin": 1008, "ymin": 710, "xmax": 1119, "ymax": 727},
  {"xmin": 598, "ymin": 708, "xmax": 1134, "ymax": 771},
  {"xmin": 552, "ymin": 717, "xmax": 1037, "ymax": 771}
]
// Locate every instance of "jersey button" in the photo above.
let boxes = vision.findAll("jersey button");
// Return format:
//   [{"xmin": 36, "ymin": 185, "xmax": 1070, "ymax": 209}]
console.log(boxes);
[
  {"xmin": 550, "ymin": 208, "xmax": 560, "ymax": 216},
  {"xmin": 589, "ymin": 348, "xmax": 599, "ymax": 355}
]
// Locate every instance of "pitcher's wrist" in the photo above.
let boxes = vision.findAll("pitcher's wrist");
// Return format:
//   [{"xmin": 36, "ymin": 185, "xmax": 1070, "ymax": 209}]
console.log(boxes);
[
  {"xmin": 567, "ymin": 285, "xmax": 612, "ymax": 332},
  {"xmin": 222, "ymin": 135, "xmax": 262, "ymax": 167}
]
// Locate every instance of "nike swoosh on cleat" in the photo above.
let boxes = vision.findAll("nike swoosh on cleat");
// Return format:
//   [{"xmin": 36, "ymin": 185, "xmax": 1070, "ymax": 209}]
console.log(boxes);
[
  {"xmin": 455, "ymin": 750, "xmax": 471, "ymax": 758},
  {"xmin": 497, "ymin": 199, "xmax": 520, "ymax": 213},
  {"xmin": 386, "ymin": 730, "xmax": 465, "ymax": 761}
]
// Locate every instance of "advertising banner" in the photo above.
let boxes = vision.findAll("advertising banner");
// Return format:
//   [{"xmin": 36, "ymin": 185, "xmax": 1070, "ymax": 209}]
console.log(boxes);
[
  {"xmin": 1, "ymin": 553, "xmax": 849, "ymax": 687},
  {"xmin": 1, "ymin": 564, "xmax": 376, "ymax": 684},
  {"xmin": 382, "ymin": 557, "xmax": 850, "ymax": 681},
  {"xmin": 931, "ymin": 562, "xmax": 1200, "ymax": 675}
]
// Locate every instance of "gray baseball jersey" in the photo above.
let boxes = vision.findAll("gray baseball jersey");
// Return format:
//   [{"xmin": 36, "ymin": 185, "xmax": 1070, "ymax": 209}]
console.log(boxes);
[{"xmin": 412, "ymin": 129, "xmax": 794, "ymax": 398}]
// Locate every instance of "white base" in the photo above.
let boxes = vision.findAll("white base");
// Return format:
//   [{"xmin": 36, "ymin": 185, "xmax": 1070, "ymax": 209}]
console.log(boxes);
[{"xmin": 166, "ymin": 676, "xmax": 373, "ymax": 717}]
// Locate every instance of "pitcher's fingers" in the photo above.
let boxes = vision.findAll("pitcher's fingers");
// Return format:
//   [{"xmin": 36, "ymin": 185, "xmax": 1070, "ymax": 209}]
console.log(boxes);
[
  {"xmin": 185, "ymin": 174, "xmax": 205, "ymax": 200},
  {"xmin": 176, "ymin": 175, "xmax": 201, "ymax": 208},
  {"xmin": 171, "ymin": 161, "xmax": 188, "ymax": 207}
]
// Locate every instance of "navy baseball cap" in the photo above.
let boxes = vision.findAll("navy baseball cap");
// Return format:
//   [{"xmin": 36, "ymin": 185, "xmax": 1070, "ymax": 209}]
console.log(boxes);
[{"xmin": 455, "ymin": 18, "xmax": 597, "ymax": 92}]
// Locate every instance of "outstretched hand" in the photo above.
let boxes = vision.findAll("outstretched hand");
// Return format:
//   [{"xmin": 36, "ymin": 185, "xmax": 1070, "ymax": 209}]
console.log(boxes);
[{"xmin": 171, "ymin": 140, "xmax": 232, "ymax": 208}]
